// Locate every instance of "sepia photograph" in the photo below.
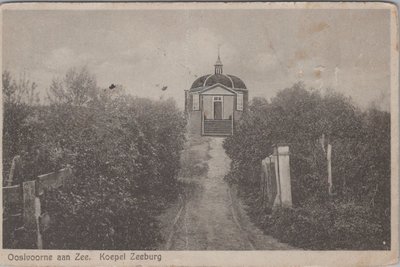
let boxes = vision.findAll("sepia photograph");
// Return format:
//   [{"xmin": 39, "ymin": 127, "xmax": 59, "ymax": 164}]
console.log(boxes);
[{"xmin": 1, "ymin": 2, "xmax": 398, "ymax": 266}]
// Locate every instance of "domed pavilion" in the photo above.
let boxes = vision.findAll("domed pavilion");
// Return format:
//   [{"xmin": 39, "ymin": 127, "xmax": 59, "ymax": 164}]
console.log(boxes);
[{"xmin": 184, "ymin": 55, "xmax": 248, "ymax": 136}]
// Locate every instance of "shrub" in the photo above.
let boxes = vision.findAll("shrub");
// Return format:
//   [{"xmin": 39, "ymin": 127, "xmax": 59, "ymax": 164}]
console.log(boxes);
[
  {"xmin": 263, "ymin": 201, "xmax": 386, "ymax": 250},
  {"xmin": 3, "ymin": 68, "xmax": 187, "ymax": 249},
  {"xmin": 39, "ymin": 93, "xmax": 186, "ymax": 249},
  {"xmin": 223, "ymin": 83, "xmax": 391, "ymax": 250}
]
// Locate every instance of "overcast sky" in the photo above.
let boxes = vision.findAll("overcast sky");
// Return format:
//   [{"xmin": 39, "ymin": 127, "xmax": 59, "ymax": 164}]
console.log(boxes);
[{"xmin": 3, "ymin": 8, "xmax": 391, "ymax": 110}]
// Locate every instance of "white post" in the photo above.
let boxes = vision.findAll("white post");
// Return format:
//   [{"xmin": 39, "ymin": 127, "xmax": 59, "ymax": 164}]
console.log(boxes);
[{"xmin": 274, "ymin": 145, "xmax": 292, "ymax": 208}]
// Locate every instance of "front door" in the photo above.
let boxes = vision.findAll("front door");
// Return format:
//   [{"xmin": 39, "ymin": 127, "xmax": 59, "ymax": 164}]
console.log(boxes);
[{"xmin": 214, "ymin": 100, "xmax": 222, "ymax": 119}]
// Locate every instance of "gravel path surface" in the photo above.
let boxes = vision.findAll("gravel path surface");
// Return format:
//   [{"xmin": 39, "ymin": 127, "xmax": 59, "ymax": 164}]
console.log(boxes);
[{"xmin": 160, "ymin": 137, "xmax": 292, "ymax": 250}]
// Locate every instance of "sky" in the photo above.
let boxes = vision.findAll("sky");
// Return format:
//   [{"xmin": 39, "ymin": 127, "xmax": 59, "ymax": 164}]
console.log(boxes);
[{"xmin": 3, "ymin": 7, "xmax": 391, "ymax": 110}]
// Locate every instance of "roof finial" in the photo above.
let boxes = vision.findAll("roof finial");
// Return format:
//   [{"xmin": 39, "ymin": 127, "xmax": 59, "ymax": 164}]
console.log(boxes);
[{"xmin": 215, "ymin": 44, "xmax": 223, "ymax": 74}]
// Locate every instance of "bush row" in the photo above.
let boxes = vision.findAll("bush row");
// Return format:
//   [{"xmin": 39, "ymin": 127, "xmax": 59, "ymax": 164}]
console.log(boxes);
[
  {"xmin": 223, "ymin": 83, "xmax": 390, "ymax": 250},
  {"xmin": 3, "ymin": 69, "xmax": 187, "ymax": 249}
]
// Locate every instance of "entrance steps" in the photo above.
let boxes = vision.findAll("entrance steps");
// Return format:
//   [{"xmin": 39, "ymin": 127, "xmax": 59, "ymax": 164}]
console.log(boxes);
[{"xmin": 203, "ymin": 119, "xmax": 232, "ymax": 136}]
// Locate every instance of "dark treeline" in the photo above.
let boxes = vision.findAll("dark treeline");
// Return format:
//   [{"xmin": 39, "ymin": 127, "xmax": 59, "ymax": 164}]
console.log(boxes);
[
  {"xmin": 3, "ymin": 67, "xmax": 186, "ymax": 249},
  {"xmin": 223, "ymin": 82, "xmax": 390, "ymax": 250}
]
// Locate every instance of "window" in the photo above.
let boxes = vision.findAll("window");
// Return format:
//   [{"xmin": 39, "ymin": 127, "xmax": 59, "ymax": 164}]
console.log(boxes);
[
  {"xmin": 237, "ymin": 93, "xmax": 243, "ymax": 110},
  {"xmin": 192, "ymin": 93, "xmax": 199, "ymax": 110}
]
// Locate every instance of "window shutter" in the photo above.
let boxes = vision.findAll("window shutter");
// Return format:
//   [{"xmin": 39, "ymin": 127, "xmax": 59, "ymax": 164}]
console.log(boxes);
[
  {"xmin": 193, "ymin": 93, "xmax": 200, "ymax": 110},
  {"xmin": 237, "ymin": 93, "xmax": 243, "ymax": 111}
]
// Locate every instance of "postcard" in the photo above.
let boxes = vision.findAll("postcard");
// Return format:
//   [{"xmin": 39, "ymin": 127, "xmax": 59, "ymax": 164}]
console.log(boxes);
[{"xmin": 1, "ymin": 2, "xmax": 398, "ymax": 266}]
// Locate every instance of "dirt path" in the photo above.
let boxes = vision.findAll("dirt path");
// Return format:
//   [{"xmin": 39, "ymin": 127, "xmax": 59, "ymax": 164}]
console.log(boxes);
[{"xmin": 159, "ymin": 136, "xmax": 292, "ymax": 250}]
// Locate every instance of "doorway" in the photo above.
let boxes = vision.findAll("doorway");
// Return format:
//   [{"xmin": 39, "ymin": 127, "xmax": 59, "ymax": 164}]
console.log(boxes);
[{"xmin": 213, "ymin": 96, "xmax": 223, "ymax": 119}]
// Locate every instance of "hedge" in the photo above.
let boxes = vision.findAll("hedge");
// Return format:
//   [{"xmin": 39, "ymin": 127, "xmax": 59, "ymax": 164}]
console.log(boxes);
[
  {"xmin": 3, "ymin": 69, "xmax": 187, "ymax": 249},
  {"xmin": 223, "ymin": 83, "xmax": 390, "ymax": 250}
]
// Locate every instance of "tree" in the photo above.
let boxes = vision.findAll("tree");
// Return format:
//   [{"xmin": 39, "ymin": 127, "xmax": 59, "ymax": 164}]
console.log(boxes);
[
  {"xmin": 2, "ymin": 71, "xmax": 15, "ymax": 103},
  {"xmin": 47, "ymin": 66, "xmax": 98, "ymax": 106},
  {"xmin": 224, "ymin": 83, "xmax": 372, "ymax": 203},
  {"xmin": 2, "ymin": 70, "xmax": 40, "ymax": 183},
  {"xmin": 3, "ymin": 66, "xmax": 187, "ymax": 249},
  {"xmin": 223, "ymin": 83, "xmax": 391, "ymax": 249},
  {"xmin": 2, "ymin": 70, "xmax": 39, "ymax": 105}
]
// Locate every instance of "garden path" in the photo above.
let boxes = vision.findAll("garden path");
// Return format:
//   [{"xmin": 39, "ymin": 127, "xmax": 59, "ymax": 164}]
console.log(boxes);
[{"xmin": 159, "ymin": 136, "xmax": 292, "ymax": 250}]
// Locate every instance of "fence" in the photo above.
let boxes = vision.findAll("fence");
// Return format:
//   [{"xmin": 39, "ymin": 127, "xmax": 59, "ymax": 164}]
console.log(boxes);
[
  {"xmin": 3, "ymin": 167, "xmax": 73, "ymax": 249},
  {"xmin": 260, "ymin": 144, "xmax": 292, "ymax": 209}
]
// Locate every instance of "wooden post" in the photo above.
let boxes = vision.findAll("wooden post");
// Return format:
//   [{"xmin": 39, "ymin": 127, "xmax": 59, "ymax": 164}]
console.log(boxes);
[
  {"xmin": 273, "ymin": 146, "xmax": 282, "ymax": 207},
  {"xmin": 200, "ymin": 95, "xmax": 204, "ymax": 136},
  {"xmin": 6, "ymin": 155, "xmax": 21, "ymax": 186},
  {"xmin": 260, "ymin": 161, "xmax": 265, "ymax": 208},
  {"xmin": 266, "ymin": 156, "xmax": 275, "ymax": 208},
  {"xmin": 35, "ymin": 197, "xmax": 43, "ymax": 249},
  {"xmin": 22, "ymin": 180, "xmax": 38, "ymax": 248},
  {"xmin": 327, "ymin": 144, "xmax": 333, "ymax": 195}
]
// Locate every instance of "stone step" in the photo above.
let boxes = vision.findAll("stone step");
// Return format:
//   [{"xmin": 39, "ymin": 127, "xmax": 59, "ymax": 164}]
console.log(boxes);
[
  {"xmin": 204, "ymin": 125, "xmax": 231, "ymax": 129},
  {"xmin": 204, "ymin": 125, "xmax": 231, "ymax": 130},
  {"xmin": 203, "ymin": 120, "xmax": 232, "ymax": 135},
  {"xmin": 204, "ymin": 129, "xmax": 231, "ymax": 132}
]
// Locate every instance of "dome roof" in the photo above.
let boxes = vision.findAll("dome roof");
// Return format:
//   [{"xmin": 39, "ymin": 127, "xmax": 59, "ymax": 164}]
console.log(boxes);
[
  {"xmin": 190, "ymin": 74, "xmax": 247, "ymax": 90},
  {"xmin": 190, "ymin": 54, "xmax": 247, "ymax": 90}
]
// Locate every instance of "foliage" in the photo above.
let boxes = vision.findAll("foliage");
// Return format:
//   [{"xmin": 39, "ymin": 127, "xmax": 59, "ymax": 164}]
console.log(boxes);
[
  {"xmin": 3, "ymin": 71, "xmax": 39, "ymax": 105},
  {"xmin": 40, "ymin": 93, "xmax": 186, "ymax": 249},
  {"xmin": 2, "ymin": 71, "xmax": 43, "ymax": 183},
  {"xmin": 261, "ymin": 201, "xmax": 388, "ymax": 250},
  {"xmin": 3, "ymin": 68, "xmax": 186, "ymax": 249},
  {"xmin": 223, "ymin": 82, "xmax": 390, "ymax": 249},
  {"xmin": 47, "ymin": 66, "xmax": 98, "ymax": 106}
]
